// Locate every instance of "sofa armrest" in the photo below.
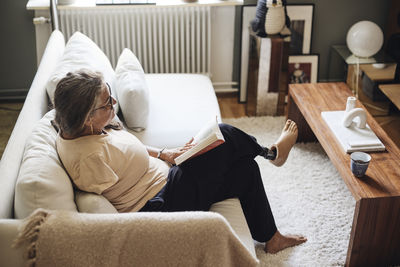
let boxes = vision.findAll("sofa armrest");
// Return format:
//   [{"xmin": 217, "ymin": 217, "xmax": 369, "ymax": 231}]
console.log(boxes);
[
  {"xmin": 0, "ymin": 30, "xmax": 65, "ymax": 219},
  {"xmin": 13, "ymin": 210, "xmax": 258, "ymax": 266},
  {"xmin": 0, "ymin": 219, "xmax": 25, "ymax": 267}
]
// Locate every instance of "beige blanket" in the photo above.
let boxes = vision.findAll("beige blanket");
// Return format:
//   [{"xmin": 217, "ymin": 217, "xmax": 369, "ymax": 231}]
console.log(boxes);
[{"xmin": 14, "ymin": 209, "xmax": 258, "ymax": 267}]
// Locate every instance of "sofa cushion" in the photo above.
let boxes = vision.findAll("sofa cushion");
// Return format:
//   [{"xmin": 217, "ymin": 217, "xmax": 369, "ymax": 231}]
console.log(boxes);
[
  {"xmin": 129, "ymin": 74, "xmax": 221, "ymax": 148},
  {"xmin": 210, "ymin": 198, "xmax": 256, "ymax": 259},
  {"xmin": 115, "ymin": 48, "xmax": 149, "ymax": 131},
  {"xmin": 14, "ymin": 110, "xmax": 78, "ymax": 219},
  {"xmin": 74, "ymin": 190, "xmax": 118, "ymax": 214},
  {"xmin": 45, "ymin": 31, "xmax": 119, "ymax": 113}
]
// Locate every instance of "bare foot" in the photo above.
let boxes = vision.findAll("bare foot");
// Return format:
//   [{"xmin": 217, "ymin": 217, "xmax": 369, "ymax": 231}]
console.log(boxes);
[
  {"xmin": 264, "ymin": 230, "xmax": 307, "ymax": 254},
  {"xmin": 270, "ymin": 120, "xmax": 298, "ymax": 167}
]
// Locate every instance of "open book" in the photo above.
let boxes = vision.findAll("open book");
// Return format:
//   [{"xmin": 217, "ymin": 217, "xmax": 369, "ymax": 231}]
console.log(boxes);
[{"xmin": 174, "ymin": 116, "xmax": 225, "ymax": 165}]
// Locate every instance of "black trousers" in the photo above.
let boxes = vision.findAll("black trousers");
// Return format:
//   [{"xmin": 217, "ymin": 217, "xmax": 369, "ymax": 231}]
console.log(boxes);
[{"xmin": 141, "ymin": 123, "xmax": 277, "ymax": 242}]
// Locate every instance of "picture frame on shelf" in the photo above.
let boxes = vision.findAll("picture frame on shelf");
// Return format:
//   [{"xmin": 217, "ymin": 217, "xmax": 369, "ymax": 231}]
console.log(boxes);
[
  {"xmin": 288, "ymin": 54, "xmax": 319, "ymax": 84},
  {"xmin": 286, "ymin": 4, "xmax": 314, "ymax": 55}
]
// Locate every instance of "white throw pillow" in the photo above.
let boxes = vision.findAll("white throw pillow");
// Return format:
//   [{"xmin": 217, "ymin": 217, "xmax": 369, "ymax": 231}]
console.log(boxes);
[
  {"xmin": 115, "ymin": 48, "xmax": 149, "ymax": 131},
  {"xmin": 46, "ymin": 31, "xmax": 119, "ymax": 113},
  {"xmin": 75, "ymin": 190, "xmax": 118, "ymax": 214},
  {"xmin": 14, "ymin": 110, "xmax": 78, "ymax": 219}
]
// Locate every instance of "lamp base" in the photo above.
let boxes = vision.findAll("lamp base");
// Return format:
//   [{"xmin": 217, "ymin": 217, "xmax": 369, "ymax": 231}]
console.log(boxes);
[{"xmin": 346, "ymin": 54, "xmax": 377, "ymax": 64}]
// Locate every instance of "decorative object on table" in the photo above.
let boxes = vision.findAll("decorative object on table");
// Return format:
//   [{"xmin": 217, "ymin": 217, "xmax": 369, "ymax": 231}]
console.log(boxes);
[
  {"xmin": 346, "ymin": 21, "xmax": 384, "ymax": 58},
  {"xmin": 250, "ymin": 0, "xmax": 291, "ymax": 37},
  {"xmin": 286, "ymin": 4, "xmax": 314, "ymax": 54},
  {"xmin": 321, "ymin": 96, "xmax": 385, "ymax": 153},
  {"xmin": 343, "ymin": 109, "xmax": 366, "ymax": 129},
  {"xmin": 350, "ymin": 152, "xmax": 371, "ymax": 178},
  {"xmin": 321, "ymin": 110, "xmax": 385, "ymax": 153},
  {"xmin": 288, "ymin": 54, "xmax": 318, "ymax": 84}
]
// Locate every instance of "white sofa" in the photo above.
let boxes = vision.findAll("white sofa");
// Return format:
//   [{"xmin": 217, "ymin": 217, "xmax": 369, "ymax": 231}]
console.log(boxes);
[{"xmin": 0, "ymin": 30, "xmax": 258, "ymax": 266}]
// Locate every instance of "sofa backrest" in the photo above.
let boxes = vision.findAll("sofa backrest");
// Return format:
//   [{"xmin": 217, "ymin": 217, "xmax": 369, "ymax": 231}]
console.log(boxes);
[{"xmin": 0, "ymin": 30, "xmax": 65, "ymax": 219}]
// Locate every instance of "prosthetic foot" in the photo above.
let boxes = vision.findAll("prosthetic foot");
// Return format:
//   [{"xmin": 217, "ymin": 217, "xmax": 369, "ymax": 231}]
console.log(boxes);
[{"xmin": 270, "ymin": 119, "xmax": 298, "ymax": 167}]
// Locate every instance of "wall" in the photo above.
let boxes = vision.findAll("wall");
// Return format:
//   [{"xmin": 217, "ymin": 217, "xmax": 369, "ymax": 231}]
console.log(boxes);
[
  {"xmin": 211, "ymin": 6, "xmax": 237, "ymax": 91},
  {"xmin": 241, "ymin": 0, "xmax": 392, "ymax": 81},
  {"xmin": 0, "ymin": 0, "xmax": 36, "ymax": 100},
  {"xmin": 0, "ymin": 0, "xmax": 392, "ymax": 100},
  {"xmin": 30, "ymin": 6, "xmax": 239, "ymax": 94}
]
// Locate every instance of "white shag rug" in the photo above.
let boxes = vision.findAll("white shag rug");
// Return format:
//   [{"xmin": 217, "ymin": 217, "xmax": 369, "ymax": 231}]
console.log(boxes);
[{"xmin": 223, "ymin": 116, "xmax": 355, "ymax": 267}]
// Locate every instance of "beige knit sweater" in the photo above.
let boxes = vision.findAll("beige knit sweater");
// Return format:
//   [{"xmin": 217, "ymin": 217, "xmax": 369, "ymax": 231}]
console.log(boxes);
[{"xmin": 14, "ymin": 209, "xmax": 259, "ymax": 267}]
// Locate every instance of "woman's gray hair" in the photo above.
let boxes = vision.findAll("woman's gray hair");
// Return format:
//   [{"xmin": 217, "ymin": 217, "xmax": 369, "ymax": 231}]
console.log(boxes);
[{"xmin": 54, "ymin": 69, "xmax": 104, "ymax": 137}]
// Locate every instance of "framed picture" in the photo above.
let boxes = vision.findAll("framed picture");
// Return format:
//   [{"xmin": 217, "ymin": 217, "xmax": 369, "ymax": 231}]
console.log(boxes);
[
  {"xmin": 288, "ymin": 55, "xmax": 319, "ymax": 84},
  {"xmin": 286, "ymin": 4, "xmax": 314, "ymax": 54}
]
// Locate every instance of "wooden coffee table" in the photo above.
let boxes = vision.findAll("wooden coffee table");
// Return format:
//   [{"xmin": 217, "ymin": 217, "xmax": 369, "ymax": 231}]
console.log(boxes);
[{"xmin": 287, "ymin": 82, "xmax": 400, "ymax": 267}]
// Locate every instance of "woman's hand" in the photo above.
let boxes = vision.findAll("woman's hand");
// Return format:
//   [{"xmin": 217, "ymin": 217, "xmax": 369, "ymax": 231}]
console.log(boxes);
[{"xmin": 162, "ymin": 138, "xmax": 196, "ymax": 165}]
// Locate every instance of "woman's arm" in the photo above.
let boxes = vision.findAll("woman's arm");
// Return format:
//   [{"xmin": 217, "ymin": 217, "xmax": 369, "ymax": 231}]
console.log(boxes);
[
  {"xmin": 146, "ymin": 138, "xmax": 195, "ymax": 165},
  {"xmin": 146, "ymin": 146, "xmax": 164, "ymax": 159}
]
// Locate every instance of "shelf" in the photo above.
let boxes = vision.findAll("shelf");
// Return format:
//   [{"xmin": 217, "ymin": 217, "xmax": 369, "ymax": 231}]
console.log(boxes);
[
  {"xmin": 359, "ymin": 64, "xmax": 397, "ymax": 82},
  {"xmin": 332, "ymin": 45, "xmax": 395, "ymax": 65}
]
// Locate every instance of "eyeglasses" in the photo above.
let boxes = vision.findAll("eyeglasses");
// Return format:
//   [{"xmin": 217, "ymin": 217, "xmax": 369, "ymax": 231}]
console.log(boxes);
[{"xmin": 92, "ymin": 83, "xmax": 113, "ymax": 112}]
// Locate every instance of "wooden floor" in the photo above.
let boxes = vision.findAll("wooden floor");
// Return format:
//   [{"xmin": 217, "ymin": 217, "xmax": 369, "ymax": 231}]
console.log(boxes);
[
  {"xmin": 217, "ymin": 93, "xmax": 246, "ymax": 119},
  {"xmin": 0, "ymin": 102, "xmax": 23, "ymax": 159}
]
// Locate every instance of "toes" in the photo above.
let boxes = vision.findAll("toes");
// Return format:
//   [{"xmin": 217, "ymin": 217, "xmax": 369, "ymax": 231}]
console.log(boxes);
[
  {"xmin": 295, "ymin": 236, "xmax": 307, "ymax": 242},
  {"xmin": 289, "ymin": 122, "xmax": 298, "ymax": 133},
  {"xmin": 285, "ymin": 234, "xmax": 307, "ymax": 242},
  {"xmin": 284, "ymin": 120, "xmax": 291, "ymax": 131}
]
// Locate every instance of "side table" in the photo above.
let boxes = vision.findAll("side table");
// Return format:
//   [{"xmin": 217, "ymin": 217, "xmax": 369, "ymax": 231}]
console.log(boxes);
[{"xmin": 330, "ymin": 45, "xmax": 396, "ymax": 116}]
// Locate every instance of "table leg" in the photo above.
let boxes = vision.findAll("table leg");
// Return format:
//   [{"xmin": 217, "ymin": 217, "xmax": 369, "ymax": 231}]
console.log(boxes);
[
  {"xmin": 346, "ymin": 197, "xmax": 400, "ymax": 267},
  {"xmin": 287, "ymin": 92, "xmax": 317, "ymax": 143}
]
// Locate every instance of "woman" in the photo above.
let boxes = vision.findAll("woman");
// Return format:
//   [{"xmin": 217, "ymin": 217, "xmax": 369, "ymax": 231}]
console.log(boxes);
[{"xmin": 54, "ymin": 70, "xmax": 306, "ymax": 254}]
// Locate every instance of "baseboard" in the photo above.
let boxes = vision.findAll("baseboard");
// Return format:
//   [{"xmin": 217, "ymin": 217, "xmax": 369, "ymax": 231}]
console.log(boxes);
[
  {"xmin": 0, "ymin": 89, "xmax": 29, "ymax": 101},
  {"xmin": 214, "ymin": 88, "xmax": 239, "ymax": 94},
  {"xmin": 318, "ymin": 78, "xmax": 345, "ymax": 83}
]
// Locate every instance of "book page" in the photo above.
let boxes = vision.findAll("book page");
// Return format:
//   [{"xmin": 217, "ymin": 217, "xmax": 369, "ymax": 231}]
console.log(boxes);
[
  {"xmin": 174, "ymin": 116, "xmax": 224, "ymax": 165},
  {"xmin": 193, "ymin": 117, "xmax": 219, "ymax": 143}
]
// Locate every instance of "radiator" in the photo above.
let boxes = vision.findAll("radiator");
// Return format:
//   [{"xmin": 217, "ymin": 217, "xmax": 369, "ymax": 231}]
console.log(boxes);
[{"xmin": 58, "ymin": 6, "xmax": 211, "ymax": 74}]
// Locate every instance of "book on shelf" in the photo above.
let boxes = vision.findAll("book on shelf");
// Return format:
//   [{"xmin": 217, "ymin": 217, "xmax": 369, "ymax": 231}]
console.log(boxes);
[{"xmin": 174, "ymin": 116, "xmax": 225, "ymax": 165}]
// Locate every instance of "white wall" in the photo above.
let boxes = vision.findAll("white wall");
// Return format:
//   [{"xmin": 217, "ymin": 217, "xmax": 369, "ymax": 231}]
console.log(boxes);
[{"xmin": 210, "ymin": 6, "xmax": 237, "ymax": 91}]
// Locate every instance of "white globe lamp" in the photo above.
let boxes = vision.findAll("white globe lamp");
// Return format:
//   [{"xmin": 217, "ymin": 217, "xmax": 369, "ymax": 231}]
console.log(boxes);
[{"xmin": 346, "ymin": 21, "xmax": 384, "ymax": 58}]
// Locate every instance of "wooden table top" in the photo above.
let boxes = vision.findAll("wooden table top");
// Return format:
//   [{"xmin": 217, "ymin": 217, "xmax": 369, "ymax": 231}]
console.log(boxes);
[
  {"xmin": 289, "ymin": 82, "xmax": 400, "ymax": 200},
  {"xmin": 379, "ymin": 84, "xmax": 400, "ymax": 110}
]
